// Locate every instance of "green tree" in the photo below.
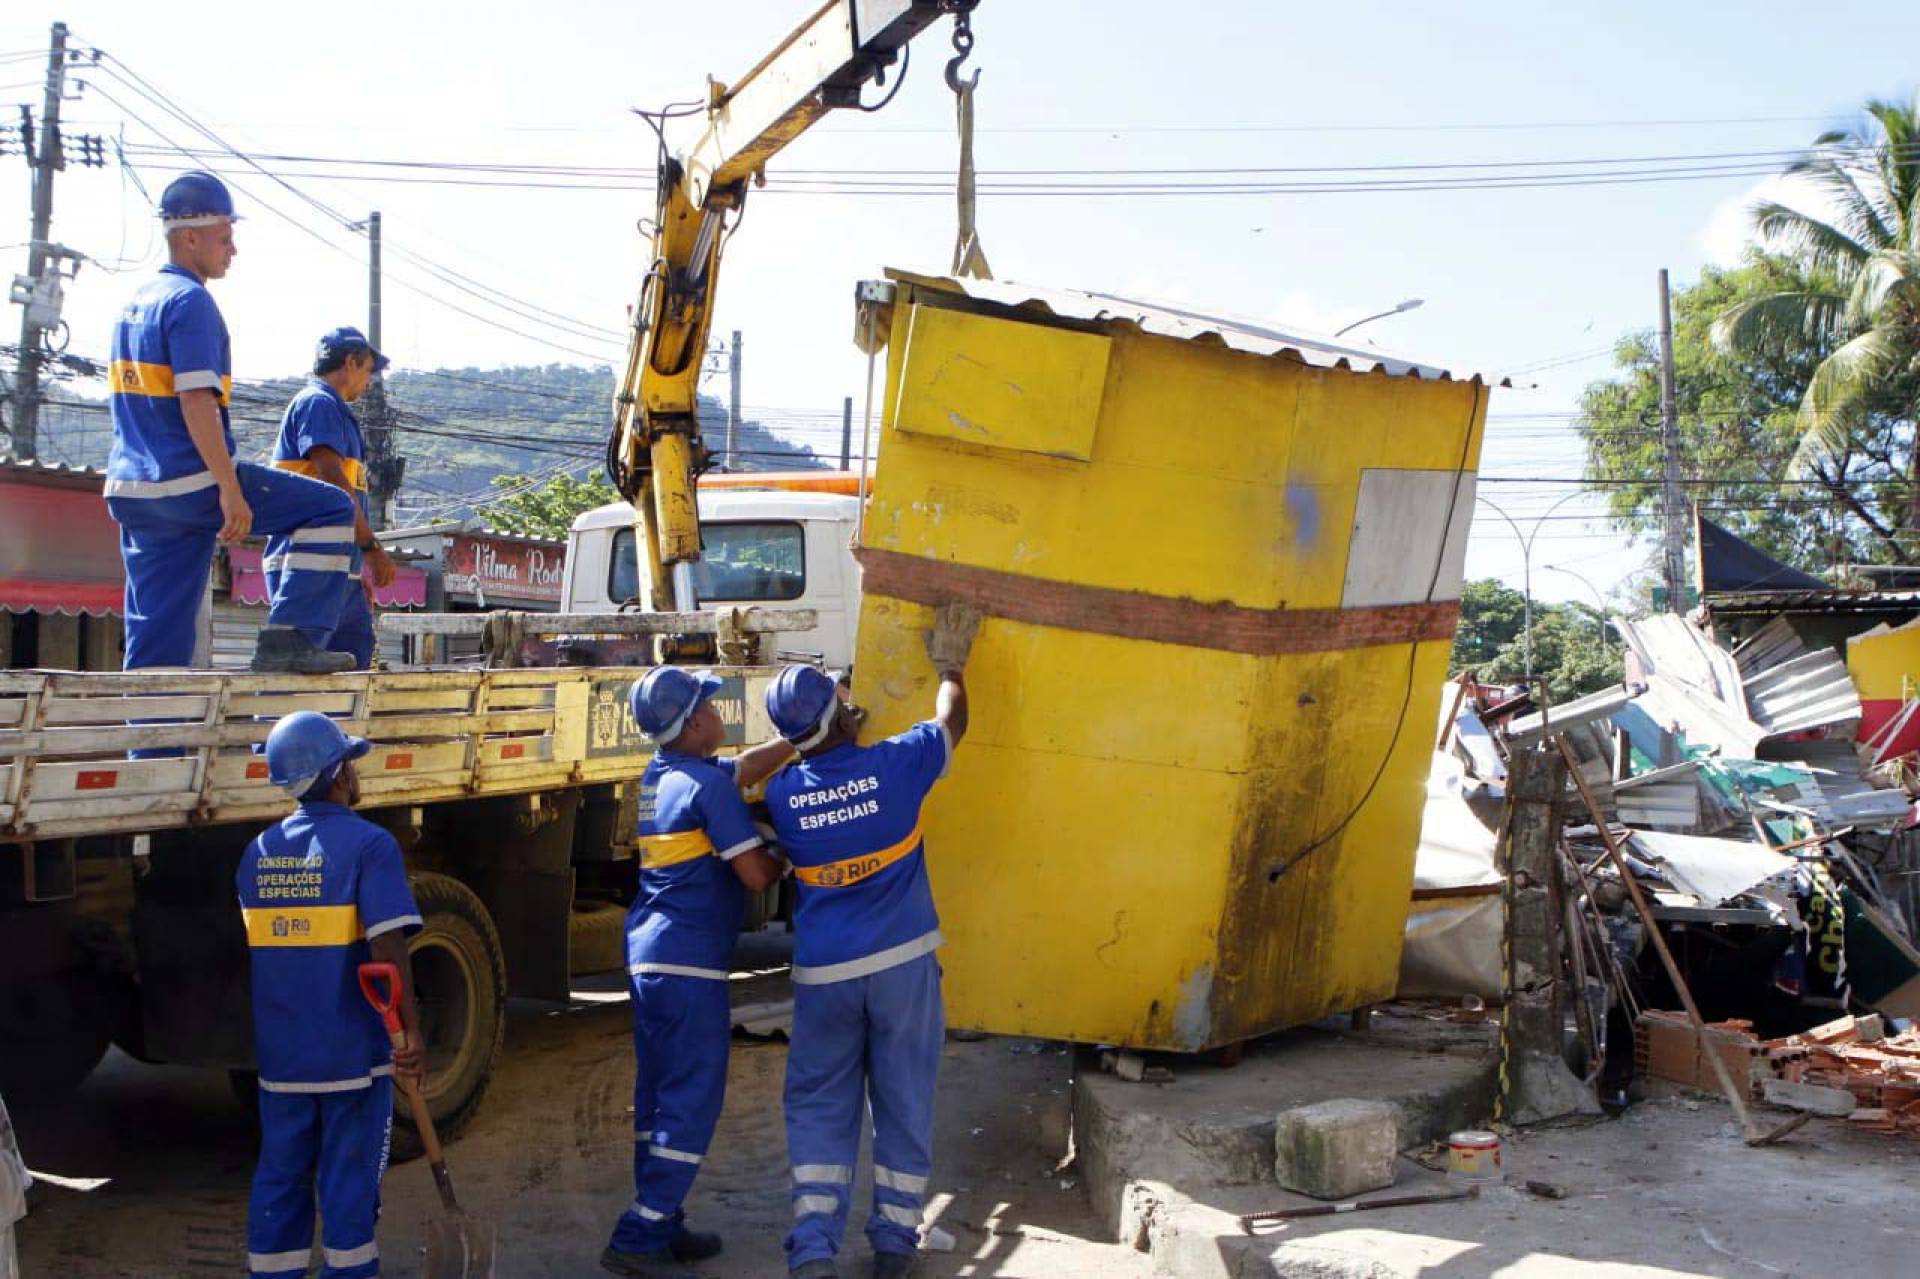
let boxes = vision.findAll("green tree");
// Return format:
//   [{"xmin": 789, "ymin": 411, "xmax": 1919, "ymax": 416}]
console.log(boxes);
[
  {"xmin": 1451, "ymin": 578, "xmax": 1529, "ymax": 667},
  {"xmin": 1451, "ymin": 578, "xmax": 1624, "ymax": 704},
  {"xmin": 1711, "ymin": 98, "xmax": 1920, "ymax": 543},
  {"xmin": 483, "ymin": 469, "xmax": 620, "ymax": 540},
  {"xmin": 1579, "ymin": 253, "xmax": 1901, "ymax": 569}
]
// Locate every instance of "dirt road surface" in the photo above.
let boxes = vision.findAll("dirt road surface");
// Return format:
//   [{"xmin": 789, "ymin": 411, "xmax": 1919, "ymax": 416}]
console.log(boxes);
[{"xmin": 11, "ymin": 935, "xmax": 1147, "ymax": 1278}]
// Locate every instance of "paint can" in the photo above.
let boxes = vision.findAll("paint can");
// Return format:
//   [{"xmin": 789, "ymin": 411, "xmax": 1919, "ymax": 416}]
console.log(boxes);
[{"xmin": 1447, "ymin": 1130, "xmax": 1503, "ymax": 1181}]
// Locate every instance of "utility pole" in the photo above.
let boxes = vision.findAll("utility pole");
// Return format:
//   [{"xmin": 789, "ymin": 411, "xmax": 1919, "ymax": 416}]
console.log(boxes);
[
  {"xmin": 1657, "ymin": 269, "xmax": 1686, "ymax": 613},
  {"xmin": 840, "ymin": 395, "xmax": 853, "ymax": 469},
  {"xmin": 8, "ymin": 22, "xmax": 71, "ymax": 460},
  {"xmin": 357, "ymin": 210, "xmax": 403, "ymax": 528},
  {"xmin": 726, "ymin": 329, "xmax": 743, "ymax": 470}
]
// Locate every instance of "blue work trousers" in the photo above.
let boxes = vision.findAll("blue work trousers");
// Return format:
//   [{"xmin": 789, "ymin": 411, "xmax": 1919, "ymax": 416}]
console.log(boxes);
[
  {"xmin": 247, "ymin": 1078, "xmax": 392, "ymax": 1279},
  {"xmin": 283, "ymin": 548, "xmax": 373, "ymax": 670},
  {"xmin": 785, "ymin": 952, "xmax": 943, "ymax": 1269},
  {"xmin": 608, "ymin": 971, "xmax": 732, "ymax": 1254},
  {"xmin": 108, "ymin": 462, "xmax": 357, "ymax": 669}
]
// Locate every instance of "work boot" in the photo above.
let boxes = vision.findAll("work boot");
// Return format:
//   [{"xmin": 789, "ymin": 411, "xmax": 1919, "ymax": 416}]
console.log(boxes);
[
  {"xmin": 791, "ymin": 1261, "xmax": 839, "ymax": 1279},
  {"xmin": 668, "ymin": 1226, "xmax": 723, "ymax": 1262},
  {"xmin": 872, "ymin": 1251, "xmax": 917, "ymax": 1279},
  {"xmin": 599, "ymin": 1244, "xmax": 696, "ymax": 1277},
  {"xmin": 250, "ymin": 627, "xmax": 356, "ymax": 674}
]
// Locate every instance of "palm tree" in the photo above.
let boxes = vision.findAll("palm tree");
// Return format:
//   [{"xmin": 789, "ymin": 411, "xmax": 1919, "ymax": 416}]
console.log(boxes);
[{"xmin": 1711, "ymin": 98, "xmax": 1920, "ymax": 532}]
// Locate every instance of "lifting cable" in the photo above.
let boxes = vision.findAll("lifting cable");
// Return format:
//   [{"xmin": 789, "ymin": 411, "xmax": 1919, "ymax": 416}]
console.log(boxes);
[{"xmin": 945, "ymin": 5, "xmax": 992, "ymax": 280}]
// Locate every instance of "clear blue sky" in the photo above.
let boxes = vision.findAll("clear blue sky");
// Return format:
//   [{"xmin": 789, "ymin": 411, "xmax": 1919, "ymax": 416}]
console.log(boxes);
[{"xmin": 4, "ymin": 1, "xmax": 1917, "ymax": 600}]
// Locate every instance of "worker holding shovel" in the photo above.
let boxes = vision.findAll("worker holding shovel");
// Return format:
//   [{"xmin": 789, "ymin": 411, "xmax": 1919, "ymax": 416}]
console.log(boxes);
[{"xmin": 238, "ymin": 711, "xmax": 425, "ymax": 1278}]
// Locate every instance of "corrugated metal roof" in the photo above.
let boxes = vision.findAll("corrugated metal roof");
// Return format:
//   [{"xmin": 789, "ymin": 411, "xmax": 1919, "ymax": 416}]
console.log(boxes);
[
  {"xmin": 1742, "ymin": 648, "xmax": 1861, "ymax": 737},
  {"xmin": 1705, "ymin": 589, "xmax": 1920, "ymax": 614},
  {"xmin": 886, "ymin": 270, "xmax": 1507, "ymax": 386},
  {"xmin": 1732, "ymin": 616, "xmax": 1806, "ymax": 680},
  {"xmin": 0, "ymin": 455, "xmax": 107, "ymax": 489}
]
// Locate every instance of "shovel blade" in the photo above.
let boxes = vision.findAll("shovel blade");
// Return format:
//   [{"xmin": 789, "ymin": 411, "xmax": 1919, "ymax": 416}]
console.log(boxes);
[{"xmin": 423, "ymin": 1212, "xmax": 497, "ymax": 1279}]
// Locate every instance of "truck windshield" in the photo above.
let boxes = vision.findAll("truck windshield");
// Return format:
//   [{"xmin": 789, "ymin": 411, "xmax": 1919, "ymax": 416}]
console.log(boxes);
[{"xmin": 609, "ymin": 521, "xmax": 806, "ymax": 605}]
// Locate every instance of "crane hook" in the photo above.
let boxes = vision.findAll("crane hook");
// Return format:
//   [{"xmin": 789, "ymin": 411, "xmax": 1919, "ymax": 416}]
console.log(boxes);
[{"xmin": 944, "ymin": 8, "xmax": 979, "ymax": 94}]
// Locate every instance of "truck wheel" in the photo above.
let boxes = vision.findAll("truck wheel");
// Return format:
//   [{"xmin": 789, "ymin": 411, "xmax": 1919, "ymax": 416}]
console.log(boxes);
[
  {"xmin": 391, "ymin": 872, "xmax": 506, "ymax": 1161},
  {"xmin": 568, "ymin": 899, "xmax": 628, "ymax": 977},
  {"xmin": 0, "ymin": 972, "xmax": 115, "ymax": 1097}
]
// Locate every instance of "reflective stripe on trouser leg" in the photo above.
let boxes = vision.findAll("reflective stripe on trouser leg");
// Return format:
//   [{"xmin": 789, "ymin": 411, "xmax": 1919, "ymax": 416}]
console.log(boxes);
[
  {"xmin": 782, "ymin": 974, "xmax": 868, "ymax": 1268},
  {"xmin": 248, "ymin": 1090, "xmax": 321, "ymax": 1278},
  {"xmin": 312, "ymin": 1077, "xmax": 390, "ymax": 1279},
  {"xmin": 865, "ymin": 952, "xmax": 943, "ymax": 1257},
  {"xmin": 609, "ymin": 971, "xmax": 731, "ymax": 1255},
  {"xmin": 240, "ymin": 462, "xmax": 356, "ymax": 644}
]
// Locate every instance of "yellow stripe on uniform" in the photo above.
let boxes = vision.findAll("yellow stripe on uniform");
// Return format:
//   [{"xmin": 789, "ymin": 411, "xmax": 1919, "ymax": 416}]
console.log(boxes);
[
  {"xmin": 108, "ymin": 361, "xmax": 233, "ymax": 406},
  {"xmin": 242, "ymin": 904, "xmax": 364, "ymax": 947},
  {"xmin": 792, "ymin": 824, "xmax": 923, "ymax": 888},
  {"xmin": 640, "ymin": 828, "xmax": 716, "ymax": 868},
  {"xmin": 274, "ymin": 456, "xmax": 369, "ymax": 490}
]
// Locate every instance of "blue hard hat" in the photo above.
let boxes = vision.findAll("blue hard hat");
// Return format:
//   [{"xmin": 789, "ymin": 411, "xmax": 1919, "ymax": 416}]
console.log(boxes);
[
  {"xmin": 264, "ymin": 710, "xmax": 370, "ymax": 799},
  {"xmin": 317, "ymin": 325, "xmax": 390, "ymax": 372},
  {"xmin": 766, "ymin": 665, "xmax": 840, "ymax": 750},
  {"xmin": 630, "ymin": 667, "xmax": 723, "ymax": 745},
  {"xmin": 157, "ymin": 171, "xmax": 240, "ymax": 227}
]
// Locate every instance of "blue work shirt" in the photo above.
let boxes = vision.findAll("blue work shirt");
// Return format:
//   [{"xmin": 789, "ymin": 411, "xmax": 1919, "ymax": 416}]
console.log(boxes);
[
  {"xmin": 273, "ymin": 378, "xmax": 369, "ymax": 525},
  {"xmin": 236, "ymin": 801, "xmax": 422, "ymax": 1092},
  {"xmin": 765, "ymin": 721, "xmax": 951, "ymax": 984},
  {"xmin": 105, "ymin": 263, "xmax": 233, "ymax": 496},
  {"xmin": 627, "ymin": 750, "xmax": 763, "ymax": 980}
]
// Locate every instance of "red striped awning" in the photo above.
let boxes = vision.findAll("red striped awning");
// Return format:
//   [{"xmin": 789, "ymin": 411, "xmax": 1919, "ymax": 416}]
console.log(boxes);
[{"xmin": 0, "ymin": 470, "xmax": 124, "ymax": 616}]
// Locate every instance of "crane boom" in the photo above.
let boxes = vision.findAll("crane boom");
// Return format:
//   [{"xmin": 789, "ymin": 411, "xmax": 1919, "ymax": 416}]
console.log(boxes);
[{"xmin": 608, "ymin": 0, "xmax": 976, "ymax": 616}]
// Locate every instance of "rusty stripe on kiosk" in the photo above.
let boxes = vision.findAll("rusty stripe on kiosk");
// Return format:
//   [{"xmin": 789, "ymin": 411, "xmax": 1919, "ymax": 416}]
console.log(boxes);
[{"xmin": 855, "ymin": 548, "xmax": 1459, "ymax": 656}]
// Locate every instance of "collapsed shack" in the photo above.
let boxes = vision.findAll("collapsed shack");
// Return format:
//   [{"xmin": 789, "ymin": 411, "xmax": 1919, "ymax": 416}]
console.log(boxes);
[{"xmin": 1415, "ymin": 600, "xmax": 1920, "ymax": 1129}]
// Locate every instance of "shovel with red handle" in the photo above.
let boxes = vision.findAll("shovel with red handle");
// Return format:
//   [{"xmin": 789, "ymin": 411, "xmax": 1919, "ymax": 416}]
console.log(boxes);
[{"xmin": 358, "ymin": 961, "xmax": 497, "ymax": 1278}]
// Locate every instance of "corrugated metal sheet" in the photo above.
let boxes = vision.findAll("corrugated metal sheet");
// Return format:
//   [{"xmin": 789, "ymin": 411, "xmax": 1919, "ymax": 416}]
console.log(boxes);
[
  {"xmin": 1504, "ymin": 684, "xmax": 1631, "ymax": 745},
  {"xmin": 1705, "ymin": 588, "xmax": 1920, "ymax": 615},
  {"xmin": 210, "ymin": 601, "xmax": 261, "ymax": 671},
  {"xmin": 1743, "ymin": 648, "xmax": 1861, "ymax": 737},
  {"xmin": 1733, "ymin": 616, "xmax": 1806, "ymax": 680},
  {"xmin": 886, "ymin": 270, "xmax": 1506, "ymax": 385}
]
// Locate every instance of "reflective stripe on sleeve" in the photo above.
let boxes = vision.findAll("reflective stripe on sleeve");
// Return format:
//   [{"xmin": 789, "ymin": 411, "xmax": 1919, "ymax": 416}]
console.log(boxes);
[
  {"xmin": 714, "ymin": 835, "xmax": 761, "ymax": 862},
  {"xmin": 102, "ymin": 470, "xmax": 219, "ymax": 500},
  {"xmin": 322, "ymin": 1240, "xmax": 378, "ymax": 1268},
  {"xmin": 792, "ymin": 1163, "xmax": 855, "ymax": 1185},
  {"xmin": 627, "ymin": 962, "xmax": 729, "ymax": 981},
  {"xmin": 874, "ymin": 1166, "xmax": 928, "ymax": 1194},
  {"xmin": 649, "ymin": 1144, "xmax": 703, "ymax": 1165},
  {"xmin": 242, "ymin": 904, "xmax": 363, "ymax": 947},
  {"xmin": 790, "ymin": 930, "xmax": 943, "ymax": 986},
  {"xmin": 793, "ymin": 1194, "xmax": 841, "ymax": 1218},
  {"xmin": 247, "ymin": 1247, "xmax": 312, "ymax": 1273},
  {"xmin": 364, "ymin": 913, "xmax": 423, "ymax": 940},
  {"xmin": 173, "ymin": 369, "xmax": 231, "ymax": 401}
]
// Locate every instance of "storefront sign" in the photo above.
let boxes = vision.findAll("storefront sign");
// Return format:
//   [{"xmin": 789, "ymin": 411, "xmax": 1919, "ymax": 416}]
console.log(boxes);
[{"xmin": 445, "ymin": 533, "xmax": 566, "ymax": 605}]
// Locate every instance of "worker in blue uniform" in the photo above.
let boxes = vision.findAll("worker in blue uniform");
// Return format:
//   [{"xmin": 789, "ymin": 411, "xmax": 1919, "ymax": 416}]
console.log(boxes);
[
  {"xmin": 238, "ymin": 711, "xmax": 424, "ymax": 1278},
  {"xmin": 105, "ymin": 171, "xmax": 358, "ymax": 675},
  {"xmin": 603, "ymin": 666, "xmax": 793, "ymax": 1277},
  {"xmin": 271, "ymin": 327, "xmax": 399, "ymax": 670},
  {"xmin": 763, "ymin": 603, "xmax": 979, "ymax": 1279}
]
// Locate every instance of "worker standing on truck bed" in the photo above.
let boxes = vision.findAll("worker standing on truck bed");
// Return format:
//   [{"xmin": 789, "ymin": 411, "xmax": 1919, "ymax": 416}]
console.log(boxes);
[
  {"xmin": 603, "ymin": 667, "xmax": 792, "ymax": 1277},
  {"xmin": 763, "ymin": 604, "xmax": 979, "ymax": 1279},
  {"xmin": 239, "ymin": 711, "xmax": 424, "ymax": 1279},
  {"xmin": 271, "ymin": 328, "xmax": 399, "ymax": 670},
  {"xmin": 105, "ymin": 171, "xmax": 358, "ymax": 675}
]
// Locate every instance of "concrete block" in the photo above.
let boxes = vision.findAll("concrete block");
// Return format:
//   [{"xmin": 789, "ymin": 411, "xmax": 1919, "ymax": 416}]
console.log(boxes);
[
  {"xmin": 1274, "ymin": 1099, "xmax": 1397, "ymax": 1200},
  {"xmin": 1762, "ymin": 1078, "xmax": 1858, "ymax": 1118}
]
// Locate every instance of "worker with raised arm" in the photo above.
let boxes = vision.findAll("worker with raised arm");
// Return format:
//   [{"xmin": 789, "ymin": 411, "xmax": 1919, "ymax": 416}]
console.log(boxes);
[
  {"xmin": 238, "ymin": 711, "xmax": 424, "ymax": 1279},
  {"xmin": 105, "ymin": 171, "xmax": 358, "ymax": 675},
  {"xmin": 764, "ymin": 603, "xmax": 980, "ymax": 1279},
  {"xmin": 271, "ymin": 328, "xmax": 398, "ymax": 670},
  {"xmin": 603, "ymin": 667, "xmax": 793, "ymax": 1277}
]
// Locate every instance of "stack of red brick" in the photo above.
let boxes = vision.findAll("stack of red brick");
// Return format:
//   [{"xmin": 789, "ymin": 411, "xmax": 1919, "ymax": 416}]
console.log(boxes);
[{"xmin": 1635, "ymin": 1010, "xmax": 1920, "ymax": 1136}]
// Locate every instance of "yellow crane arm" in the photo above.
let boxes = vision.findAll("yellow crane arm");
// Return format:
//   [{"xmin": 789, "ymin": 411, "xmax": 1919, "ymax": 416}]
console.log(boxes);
[{"xmin": 609, "ymin": 0, "xmax": 977, "ymax": 612}]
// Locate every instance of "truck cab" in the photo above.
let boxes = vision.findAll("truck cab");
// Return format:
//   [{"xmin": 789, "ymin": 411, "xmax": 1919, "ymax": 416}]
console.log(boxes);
[{"xmin": 561, "ymin": 488, "xmax": 862, "ymax": 671}]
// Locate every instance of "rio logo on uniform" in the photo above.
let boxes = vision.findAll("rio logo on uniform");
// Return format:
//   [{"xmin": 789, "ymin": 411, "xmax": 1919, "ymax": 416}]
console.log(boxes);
[
  {"xmin": 269, "ymin": 916, "xmax": 312, "ymax": 938},
  {"xmin": 817, "ymin": 856, "xmax": 883, "ymax": 887}
]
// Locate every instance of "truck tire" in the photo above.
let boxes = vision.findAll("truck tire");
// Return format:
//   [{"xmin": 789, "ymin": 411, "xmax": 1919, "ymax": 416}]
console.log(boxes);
[
  {"xmin": 568, "ymin": 899, "xmax": 627, "ymax": 977},
  {"xmin": 0, "ymin": 971, "xmax": 116, "ymax": 1097},
  {"xmin": 391, "ymin": 872, "xmax": 506, "ymax": 1161}
]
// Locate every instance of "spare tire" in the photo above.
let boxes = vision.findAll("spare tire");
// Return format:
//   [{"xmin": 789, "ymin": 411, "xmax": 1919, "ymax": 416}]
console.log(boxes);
[
  {"xmin": 568, "ymin": 899, "xmax": 628, "ymax": 977},
  {"xmin": 390, "ymin": 872, "xmax": 506, "ymax": 1161}
]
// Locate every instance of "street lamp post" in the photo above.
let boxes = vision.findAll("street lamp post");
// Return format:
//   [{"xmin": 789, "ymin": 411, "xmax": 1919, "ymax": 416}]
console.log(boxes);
[
  {"xmin": 1333, "ymin": 297, "xmax": 1425, "ymax": 338},
  {"xmin": 1475, "ymin": 490, "xmax": 1591, "ymax": 675},
  {"xmin": 1544, "ymin": 564, "xmax": 1611, "ymax": 644}
]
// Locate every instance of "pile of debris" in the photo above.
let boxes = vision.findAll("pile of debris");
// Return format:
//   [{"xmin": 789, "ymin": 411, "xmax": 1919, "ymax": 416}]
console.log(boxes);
[{"xmin": 1411, "ymin": 606, "xmax": 1920, "ymax": 1118}]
